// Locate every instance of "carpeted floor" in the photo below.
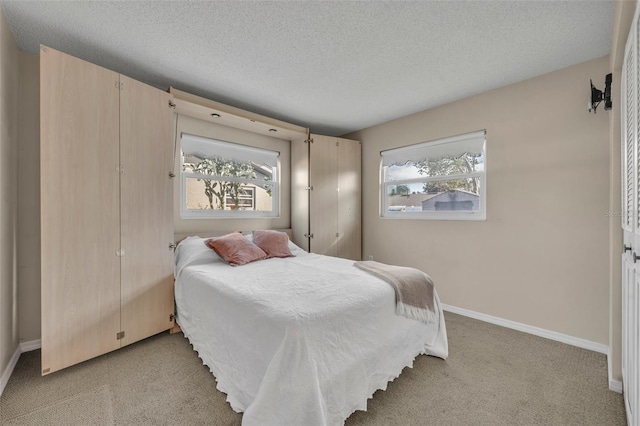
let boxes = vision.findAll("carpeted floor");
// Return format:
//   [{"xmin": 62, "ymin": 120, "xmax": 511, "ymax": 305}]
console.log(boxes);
[{"xmin": 0, "ymin": 312, "xmax": 626, "ymax": 425}]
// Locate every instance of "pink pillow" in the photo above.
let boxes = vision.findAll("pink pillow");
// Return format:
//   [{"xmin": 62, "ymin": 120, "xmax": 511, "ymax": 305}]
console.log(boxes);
[
  {"xmin": 205, "ymin": 232, "xmax": 267, "ymax": 266},
  {"xmin": 253, "ymin": 230, "xmax": 294, "ymax": 259}
]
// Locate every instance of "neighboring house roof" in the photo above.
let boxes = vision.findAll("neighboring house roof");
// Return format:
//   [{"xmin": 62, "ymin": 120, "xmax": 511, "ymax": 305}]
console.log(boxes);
[
  {"xmin": 388, "ymin": 193, "xmax": 439, "ymax": 207},
  {"xmin": 441, "ymin": 188, "xmax": 479, "ymax": 197},
  {"xmin": 251, "ymin": 163, "xmax": 272, "ymax": 181},
  {"xmin": 421, "ymin": 189, "xmax": 480, "ymax": 203},
  {"xmin": 420, "ymin": 189, "xmax": 480, "ymax": 211}
]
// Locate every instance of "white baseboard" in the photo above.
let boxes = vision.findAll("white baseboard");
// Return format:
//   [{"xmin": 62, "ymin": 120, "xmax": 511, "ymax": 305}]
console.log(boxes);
[
  {"xmin": 20, "ymin": 339, "xmax": 41, "ymax": 352},
  {"xmin": 0, "ymin": 339, "xmax": 42, "ymax": 398},
  {"xmin": 608, "ymin": 347, "xmax": 623, "ymax": 394},
  {"xmin": 441, "ymin": 304, "xmax": 609, "ymax": 354},
  {"xmin": 609, "ymin": 378, "xmax": 623, "ymax": 393},
  {"xmin": 0, "ymin": 344, "xmax": 21, "ymax": 398},
  {"xmin": 441, "ymin": 304, "xmax": 622, "ymax": 393}
]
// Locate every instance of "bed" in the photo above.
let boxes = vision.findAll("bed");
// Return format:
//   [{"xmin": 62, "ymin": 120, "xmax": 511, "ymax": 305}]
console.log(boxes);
[{"xmin": 174, "ymin": 232, "xmax": 448, "ymax": 426}]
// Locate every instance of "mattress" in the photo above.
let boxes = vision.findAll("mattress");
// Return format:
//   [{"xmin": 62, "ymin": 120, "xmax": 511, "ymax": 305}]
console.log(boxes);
[{"xmin": 174, "ymin": 236, "xmax": 448, "ymax": 426}]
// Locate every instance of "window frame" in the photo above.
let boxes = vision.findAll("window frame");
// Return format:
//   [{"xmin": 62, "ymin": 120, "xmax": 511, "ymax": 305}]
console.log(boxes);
[
  {"xmin": 180, "ymin": 134, "xmax": 280, "ymax": 219},
  {"xmin": 380, "ymin": 131, "xmax": 486, "ymax": 221}
]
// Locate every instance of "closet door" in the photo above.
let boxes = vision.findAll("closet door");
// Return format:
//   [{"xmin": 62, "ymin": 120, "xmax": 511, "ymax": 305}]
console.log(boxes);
[
  {"xmin": 309, "ymin": 135, "xmax": 338, "ymax": 256},
  {"xmin": 622, "ymin": 8, "xmax": 640, "ymax": 425},
  {"xmin": 337, "ymin": 138, "xmax": 361, "ymax": 260},
  {"xmin": 40, "ymin": 47, "xmax": 121, "ymax": 375},
  {"xmin": 119, "ymin": 75, "xmax": 175, "ymax": 346},
  {"xmin": 622, "ymin": 33, "xmax": 634, "ymax": 422}
]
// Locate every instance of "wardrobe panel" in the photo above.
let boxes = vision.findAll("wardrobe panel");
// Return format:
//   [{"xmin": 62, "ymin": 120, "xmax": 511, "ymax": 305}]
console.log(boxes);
[
  {"xmin": 40, "ymin": 46, "xmax": 121, "ymax": 375},
  {"xmin": 119, "ymin": 75, "xmax": 175, "ymax": 346},
  {"xmin": 309, "ymin": 135, "xmax": 338, "ymax": 256},
  {"xmin": 337, "ymin": 138, "xmax": 361, "ymax": 260},
  {"xmin": 291, "ymin": 135, "xmax": 310, "ymax": 251}
]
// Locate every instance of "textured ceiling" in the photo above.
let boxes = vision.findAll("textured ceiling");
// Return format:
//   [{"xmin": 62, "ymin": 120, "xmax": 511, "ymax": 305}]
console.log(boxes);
[{"xmin": 1, "ymin": 0, "xmax": 614, "ymax": 136}]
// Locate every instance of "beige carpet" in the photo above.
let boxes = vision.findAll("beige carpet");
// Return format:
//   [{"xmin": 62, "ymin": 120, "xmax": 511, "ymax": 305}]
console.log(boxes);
[
  {"xmin": 0, "ymin": 312, "xmax": 626, "ymax": 425},
  {"xmin": 3, "ymin": 385, "xmax": 114, "ymax": 426}
]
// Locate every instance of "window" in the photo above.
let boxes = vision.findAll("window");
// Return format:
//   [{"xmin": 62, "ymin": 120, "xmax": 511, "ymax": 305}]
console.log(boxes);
[
  {"xmin": 180, "ymin": 133, "xmax": 279, "ymax": 218},
  {"xmin": 380, "ymin": 130, "xmax": 486, "ymax": 220}
]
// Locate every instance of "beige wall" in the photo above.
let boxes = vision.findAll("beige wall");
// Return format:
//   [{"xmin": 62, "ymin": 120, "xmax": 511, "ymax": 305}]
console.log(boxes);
[
  {"xmin": 347, "ymin": 56, "xmax": 611, "ymax": 345},
  {"xmin": 0, "ymin": 6, "xmax": 20, "ymax": 381},
  {"xmin": 174, "ymin": 114, "xmax": 291, "ymax": 234},
  {"xmin": 17, "ymin": 52, "xmax": 39, "ymax": 342}
]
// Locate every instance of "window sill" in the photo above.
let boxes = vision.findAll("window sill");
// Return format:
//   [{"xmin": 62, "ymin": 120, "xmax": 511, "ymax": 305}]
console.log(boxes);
[{"xmin": 380, "ymin": 213, "xmax": 486, "ymax": 221}]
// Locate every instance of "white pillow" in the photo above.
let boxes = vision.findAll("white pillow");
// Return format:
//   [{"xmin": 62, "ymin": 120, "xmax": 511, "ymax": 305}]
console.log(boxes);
[
  {"xmin": 287, "ymin": 239, "xmax": 308, "ymax": 256},
  {"xmin": 247, "ymin": 231, "xmax": 307, "ymax": 256},
  {"xmin": 174, "ymin": 236, "xmax": 222, "ymax": 278}
]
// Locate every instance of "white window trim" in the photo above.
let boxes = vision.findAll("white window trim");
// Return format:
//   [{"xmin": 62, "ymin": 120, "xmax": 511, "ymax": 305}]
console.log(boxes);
[
  {"xmin": 380, "ymin": 130, "xmax": 486, "ymax": 221},
  {"xmin": 180, "ymin": 134, "xmax": 280, "ymax": 219}
]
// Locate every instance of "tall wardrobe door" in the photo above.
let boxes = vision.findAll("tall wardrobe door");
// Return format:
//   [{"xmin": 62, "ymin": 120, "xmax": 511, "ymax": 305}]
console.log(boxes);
[
  {"xmin": 40, "ymin": 47, "xmax": 121, "ymax": 375},
  {"xmin": 337, "ymin": 138, "xmax": 361, "ymax": 260},
  {"xmin": 309, "ymin": 135, "xmax": 338, "ymax": 256},
  {"xmin": 291, "ymin": 136, "xmax": 311, "ymax": 251},
  {"xmin": 119, "ymin": 75, "xmax": 175, "ymax": 346}
]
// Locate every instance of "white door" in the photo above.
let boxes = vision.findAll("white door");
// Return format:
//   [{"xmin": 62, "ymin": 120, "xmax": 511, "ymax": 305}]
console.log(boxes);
[{"xmin": 622, "ymin": 7, "xmax": 640, "ymax": 425}]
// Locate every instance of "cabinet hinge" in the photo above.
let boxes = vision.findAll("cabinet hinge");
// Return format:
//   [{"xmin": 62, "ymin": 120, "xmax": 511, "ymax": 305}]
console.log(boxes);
[
  {"xmin": 115, "ymin": 82, "xmax": 124, "ymax": 90},
  {"xmin": 116, "ymin": 248, "xmax": 125, "ymax": 257},
  {"xmin": 305, "ymin": 186, "xmax": 313, "ymax": 191},
  {"xmin": 116, "ymin": 165, "xmax": 124, "ymax": 174},
  {"xmin": 304, "ymin": 233, "xmax": 314, "ymax": 239},
  {"xmin": 170, "ymin": 313, "xmax": 175, "ymax": 322},
  {"xmin": 116, "ymin": 331, "xmax": 125, "ymax": 340},
  {"xmin": 305, "ymin": 138, "xmax": 314, "ymax": 144},
  {"xmin": 169, "ymin": 100, "xmax": 176, "ymax": 109}
]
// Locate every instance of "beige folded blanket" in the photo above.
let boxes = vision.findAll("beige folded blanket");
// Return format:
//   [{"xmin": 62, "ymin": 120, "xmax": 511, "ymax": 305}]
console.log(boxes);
[{"xmin": 354, "ymin": 260, "xmax": 435, "ymax": 324}]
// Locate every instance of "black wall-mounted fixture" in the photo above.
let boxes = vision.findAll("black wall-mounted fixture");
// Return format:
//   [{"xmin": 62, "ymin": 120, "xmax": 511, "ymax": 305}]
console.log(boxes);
[{"xmin": 588, "ymin": 73, "xmax": 612, "ymax": 113}]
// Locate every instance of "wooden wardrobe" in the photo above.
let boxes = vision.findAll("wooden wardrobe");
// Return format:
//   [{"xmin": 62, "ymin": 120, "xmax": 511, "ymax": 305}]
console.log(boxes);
[
  {"xmin": 40, "ymin": 46, "xmax": 175, "ymax": 375},
  {"xmin": 292, "ymin": 134, "xmax": 361, "ymax": 260}
]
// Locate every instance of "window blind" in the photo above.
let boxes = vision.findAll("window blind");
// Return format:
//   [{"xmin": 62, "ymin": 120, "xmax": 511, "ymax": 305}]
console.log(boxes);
[
  {"xmin": 381, "ymin": 130, "xmax": 485, "ymax": 167},
  {"xmin": 181, "ymin": 133, "xmax": 279, "ymax": 167}
]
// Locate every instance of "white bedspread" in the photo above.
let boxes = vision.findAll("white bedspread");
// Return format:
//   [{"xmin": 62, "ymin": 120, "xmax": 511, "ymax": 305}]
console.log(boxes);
[{"xmin": 174, "ymin": 236, "xmax": 448, "ymax": 426}]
